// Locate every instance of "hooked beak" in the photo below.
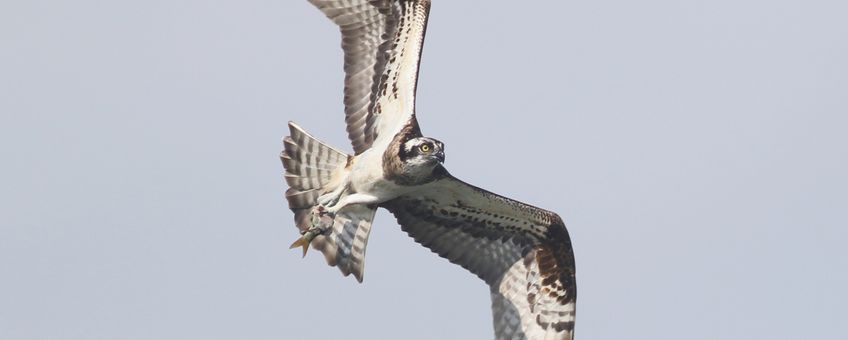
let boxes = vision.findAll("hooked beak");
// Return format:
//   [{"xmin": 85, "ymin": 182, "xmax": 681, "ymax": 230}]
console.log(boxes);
[{"xmin": 435, "ymin": 151, "xmax": 445, "ymax": 163}]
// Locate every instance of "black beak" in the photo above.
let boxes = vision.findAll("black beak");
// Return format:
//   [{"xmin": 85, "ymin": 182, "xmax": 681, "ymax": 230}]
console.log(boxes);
[{"xmin": 435, "ymin": 151, "xmax": 445, "ymax": 163}]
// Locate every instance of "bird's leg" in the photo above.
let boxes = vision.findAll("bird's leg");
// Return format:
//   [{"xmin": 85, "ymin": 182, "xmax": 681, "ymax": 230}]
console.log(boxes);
[
  {"xmin": 292, "ymin": 179, "xmax": 380, "ymax": 257},
  {"xmin": 291, "ymin": 179, "xmax": 351, "ymax": 256},
  {"xmin": 310, "ymin": 205, "xmax": 330, "ymax": 226},
  {"xmin": 324, "ymin": 193, "xmax": 381, "ymax": 214},
  {"xmin": 289, "ymin": 205, "xmax": 335, "ymax": 257},
  {"xmin": 317, "ymin": 180, "xmax": 349, "ymax": 208}
]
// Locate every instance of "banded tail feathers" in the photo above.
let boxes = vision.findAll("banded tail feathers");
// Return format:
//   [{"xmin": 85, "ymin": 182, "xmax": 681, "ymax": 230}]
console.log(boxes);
[{"xmin": 281, "ymin": 122, "xmax": 376, "ymax": 282}]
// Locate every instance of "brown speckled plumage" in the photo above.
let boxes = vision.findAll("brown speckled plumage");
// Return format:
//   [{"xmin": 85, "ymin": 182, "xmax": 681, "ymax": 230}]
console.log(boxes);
[
  {"xmin": 287, "ymin": 1, "xmax": 576, "ymax": 339},
  {"xmin": 381, "ymin": 171, "xmax": 576, "ymax": 339}
]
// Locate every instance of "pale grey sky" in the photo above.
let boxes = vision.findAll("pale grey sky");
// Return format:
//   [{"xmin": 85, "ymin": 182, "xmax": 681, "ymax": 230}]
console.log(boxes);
[{"xmin": 1, "ymin": 0, "xmax": 846, "ymax": 339}]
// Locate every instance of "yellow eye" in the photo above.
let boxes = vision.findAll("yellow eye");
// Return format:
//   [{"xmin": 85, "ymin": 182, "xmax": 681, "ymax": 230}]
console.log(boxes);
[{"xmin": 419, "ymin": 144, "xmax": 431, "ymax": 153}]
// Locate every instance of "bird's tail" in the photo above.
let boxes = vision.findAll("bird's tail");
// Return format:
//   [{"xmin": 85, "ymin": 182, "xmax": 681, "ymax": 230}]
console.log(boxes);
[
  {"xmin": 280, "ymin": 122, "xmax": 376, "ymax": 282},
  {"xmin": 280, "ymin": 122, "xmax": 349, "ymax": 232}
]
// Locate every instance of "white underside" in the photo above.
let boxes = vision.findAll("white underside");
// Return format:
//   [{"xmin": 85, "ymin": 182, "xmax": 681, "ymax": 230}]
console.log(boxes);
[{"xmin": 319, "ymin": 143, "xmax": 411, "ymax": 214}]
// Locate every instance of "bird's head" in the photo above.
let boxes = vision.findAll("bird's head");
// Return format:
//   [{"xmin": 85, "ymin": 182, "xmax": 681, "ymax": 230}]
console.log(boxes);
[{"xmin": 400, "ymin": 136, "xmax": 445, "ymax": 176}]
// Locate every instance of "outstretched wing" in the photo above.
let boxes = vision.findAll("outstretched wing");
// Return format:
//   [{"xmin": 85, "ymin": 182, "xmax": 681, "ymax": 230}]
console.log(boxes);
[
  {"xmin": 381, "ymin": 168, "xmax": 576, "ymax": 340},
  {"xmin": 307, "ymin": 0, "xmax": 431, "ymax": 154}
]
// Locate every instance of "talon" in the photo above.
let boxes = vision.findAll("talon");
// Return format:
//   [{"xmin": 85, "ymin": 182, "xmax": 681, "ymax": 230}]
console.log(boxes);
[
  {"xmin": 292, "ymin": 206, "xmax": 337, "ymax": 257},
  {"xmin": 317, "ymin": 192, "xmax": 341, "ymax": 207},
  {"xmin": 324, "ymin": 205, "xmax": 340, "ymax": 215},
  {"xmin": 317, "ymin": 209, "xmax": 335, "ymax": 226},
  {"xmin": 316, "ymin": 195, "xmax": 328, "ymax": 206},
  {"xmin": 311, "ymin": 205, "xmax": 333, "ymax": 225}
]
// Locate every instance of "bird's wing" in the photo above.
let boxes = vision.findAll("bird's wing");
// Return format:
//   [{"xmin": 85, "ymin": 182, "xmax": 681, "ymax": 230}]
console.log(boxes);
[
  {"xmin": 307, "ymin": 0, "xmax": 430, "ymax": 154},
  {"xmin": 381, "ymin": 169, "xmax": 576, "ymax": 340}
]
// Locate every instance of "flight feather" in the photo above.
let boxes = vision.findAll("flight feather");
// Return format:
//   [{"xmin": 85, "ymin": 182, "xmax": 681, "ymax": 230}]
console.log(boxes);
[
  {"xmin": 308, "ymin": 0, "xmax": 429, "ymax": 154},
  {"xmin": 382, "ymin": 168, "xmax": 576, "ymax": 340}
]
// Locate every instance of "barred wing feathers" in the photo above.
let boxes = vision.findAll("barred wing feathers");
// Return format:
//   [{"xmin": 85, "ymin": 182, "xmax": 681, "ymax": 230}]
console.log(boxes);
[
  {"xmin": 382, "ymin": 169, "xmax": 576, "ymax": 340},
  {"xmin": 308, "ymin": 0, "xmax": 430, "ymax": 154}
]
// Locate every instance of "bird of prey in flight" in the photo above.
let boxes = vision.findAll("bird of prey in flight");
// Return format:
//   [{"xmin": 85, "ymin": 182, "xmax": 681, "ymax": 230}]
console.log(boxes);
[{"xmin": 281, "ymin": 0, "xmax": 576, "ymax": 339}]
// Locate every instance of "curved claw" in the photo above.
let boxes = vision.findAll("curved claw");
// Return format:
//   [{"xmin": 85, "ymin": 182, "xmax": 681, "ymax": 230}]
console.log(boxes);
[
  {"xmin": 316, "ymin": 193, "xmax": 339, "ymax": 208},
  {"xmin": 291, "ymin": 206, "xmax": 337, "ymax": 258}
]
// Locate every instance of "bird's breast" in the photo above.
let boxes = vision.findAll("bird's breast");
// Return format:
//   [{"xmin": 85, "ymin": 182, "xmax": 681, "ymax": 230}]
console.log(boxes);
[{"xmin": 347, "ymin": 151, "xmax": 389, "ymax": 191}]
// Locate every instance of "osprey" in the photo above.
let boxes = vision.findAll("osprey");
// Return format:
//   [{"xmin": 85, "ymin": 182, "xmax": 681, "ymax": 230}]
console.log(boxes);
[{"xmin": 282, "ymin": 1, "xmax": 576, "ymax": 339}]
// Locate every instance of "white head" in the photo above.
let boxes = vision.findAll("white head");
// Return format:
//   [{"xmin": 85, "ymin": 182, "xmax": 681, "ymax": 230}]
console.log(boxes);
[{"xmin": 399, "ymin": 137, "xmax": 445, "ymax": 181}]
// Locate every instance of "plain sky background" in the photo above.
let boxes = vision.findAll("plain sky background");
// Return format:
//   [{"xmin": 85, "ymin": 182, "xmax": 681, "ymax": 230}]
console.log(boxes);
[{"xmin": 1, "ymin": 0, "xmax": 846, "ymax": 339}]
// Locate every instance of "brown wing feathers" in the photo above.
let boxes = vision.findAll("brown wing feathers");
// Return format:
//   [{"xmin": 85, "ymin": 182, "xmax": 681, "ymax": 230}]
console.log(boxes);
[
  {"xmin": 308, "ymin": 0, "xmax": 398, "ymax": 153},
  {"xmin": 298, "ymin": 0, "xmax": 576, "ymax": 338},
  {"xmin": 309, "ymin": 0, "xmax": 429, "ymax": 154},
  {"xmin": 381, "ymin": 173, "xmax": 576, "ymax": 339}
]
